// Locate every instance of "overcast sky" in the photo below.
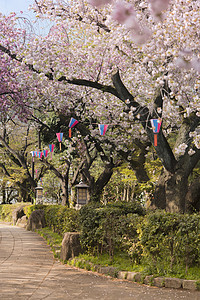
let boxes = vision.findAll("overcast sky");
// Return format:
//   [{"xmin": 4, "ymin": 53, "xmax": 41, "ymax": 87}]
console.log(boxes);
[
  {"xmin": 0, "ymin": 0, "xmax": 52, "ymax": 35},
  {"xmin": 0, "ymin": 0, "xmax": 34, "ymax": 15}
]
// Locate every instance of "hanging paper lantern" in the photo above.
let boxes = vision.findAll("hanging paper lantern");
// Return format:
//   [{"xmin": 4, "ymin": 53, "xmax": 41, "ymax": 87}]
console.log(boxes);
[
  {"xmin": 98, "ymin": 124, "xmax": 108, "ymax": 136},
  {"xmin": 69, "ymin": 118, "xmax": 78, "ymax": 137},
  {"xmin": 43, "ymin": 150, "xmax": 48, "ymax": 158},
  {"xmin": 49, "ymin": 144, "xmax": 55, "ymax": 160},
  {"xmin": 56, "ymin": 133, "xmax": 63, "ymax": 150},
  {"xmin": 150, "ymin": 118, "xmax": 162, "ymax": 146}
]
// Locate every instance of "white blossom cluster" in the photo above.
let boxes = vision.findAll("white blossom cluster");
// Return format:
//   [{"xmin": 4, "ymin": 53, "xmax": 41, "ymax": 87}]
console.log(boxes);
[{"xmin": 0, "ymin": 0, "xmax": 199, "ymax": 162}]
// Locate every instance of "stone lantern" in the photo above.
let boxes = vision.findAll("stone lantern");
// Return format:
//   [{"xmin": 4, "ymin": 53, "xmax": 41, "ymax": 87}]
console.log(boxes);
[
  {"xmin": 75, "ymin": 180, "xmax": 89, "ymax": 209},
  {"xmin": 35, "ymin": 182, "xmax": 43, "ymax": 204}
]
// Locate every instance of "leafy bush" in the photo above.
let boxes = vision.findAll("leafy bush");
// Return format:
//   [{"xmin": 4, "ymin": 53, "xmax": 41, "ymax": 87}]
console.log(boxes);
[
  {"xmin": 79, "ymin": 206, "xmax": 200, "ymax": 276},
  {"xmin": 0, "ymin": 203, "xmax": 31, "ymax": 223},
  {"xmin": 24, "ymin": 204, "xmax": 46, "ymax": 218},
  {"xmin": 24, "ymin": 204, "xmax": 79, "ymax": 235},
  {"xmin": 176, "ymin": 214, "xmax": 200, "ymax": 272},
  {"xmin": 44, "ymin": 205, "xmax": 79, "ymax": 235},
  {"xmin": 138, "ymin": 211, "xmax": 200, "ymax": 275},
  {"xmin": 79, "ymin": 201, "xmax": 145, "ymax": 257}
]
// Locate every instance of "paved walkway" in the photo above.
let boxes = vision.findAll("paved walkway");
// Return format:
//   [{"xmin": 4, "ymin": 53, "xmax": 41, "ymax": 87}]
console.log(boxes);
[{"xmin": 0, "ymin": 224, "xmax": 200, "ymax": 300}]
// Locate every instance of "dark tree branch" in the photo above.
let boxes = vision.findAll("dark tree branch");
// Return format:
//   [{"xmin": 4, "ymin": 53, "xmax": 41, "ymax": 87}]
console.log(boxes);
[
  {"xmin": 58, "ymin": 77, "xmax": 121, "ymax": 98},
  {"xmin": 71, "ymin": 159, "xmax": 85, "ymax": 186},
  {"xmin": 0, "ymin": 162, "xmax": 10, "ymax": 177},
  {"xmin": 0, "ymin": 135, "xmax": 36, "ymax": 188},
  {"xmin": 42, "ymin": 159, "xmax": 64, "ymax": 180},
  {"xmin": 111, "ymin": 70, "xmax": 177, "ymax": 173}
]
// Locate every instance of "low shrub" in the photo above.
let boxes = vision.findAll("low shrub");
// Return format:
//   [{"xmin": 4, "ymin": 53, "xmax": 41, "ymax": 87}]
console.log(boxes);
[
  {"xmin": 78, "ymin": 201, "xmax": 145, "ymax": 256},
  {"xmin": 0, "ymin": 203, "xmax": 31, "ymax": 223},
  {"xmin": 44, "ymin": 205, "xmax": 79, "ymax": 235},
  {"xmin": 138, "ymin": 211, "xmax": 200, "ymax": 276},
  {"xmin": 24, "ymin": 204, "xmax": 79, "ymax": 235}
]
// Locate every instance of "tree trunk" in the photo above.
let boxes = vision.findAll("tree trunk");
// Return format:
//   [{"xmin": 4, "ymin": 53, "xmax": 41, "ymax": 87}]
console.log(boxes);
[
  {"xmin": 126, "ymin": 186, "xmax": 130, "ymax": 202},
  {"xmin": 89, "ymin": 166, "xmax": 114, "ymax": 202},
  {"xmin": 60, "ymin": 178, "xmax": 69, "ymax": 206},
  {"xmin": 122, "ymin": 187, "xmax": 127, "ymax": 202},
  {"xmin": 153, "ymin": 169, "xmax": 189, "ymax": 213},
  {"xmin": 43, "ymin": 160, "xmax": 70, "ymax": 206},
  {"xmin": 2, "ymin": 182, "xmax": 6, "ymax": 204},
  {"xmin": 185, "ymin": 177, "xmax": 200, "ymax": 212}
]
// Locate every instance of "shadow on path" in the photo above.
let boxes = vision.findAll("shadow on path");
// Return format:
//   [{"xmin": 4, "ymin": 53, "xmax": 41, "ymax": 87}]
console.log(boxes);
[{"xmin": 0, "ymin": 224, "xmax": 200, "ymax": 300}]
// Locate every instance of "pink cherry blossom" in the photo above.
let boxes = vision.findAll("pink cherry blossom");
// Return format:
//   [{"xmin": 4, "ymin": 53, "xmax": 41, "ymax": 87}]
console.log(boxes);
[
  {"xmin": 88, "ymin": 0, "xmax": 113, "ymax": 8},
  {"xmin": 149, "ymin": 0, "xmax": 170, "ymax": 16},
  {"xmin": 111, "ymin": 1, "xmax": 135, "ymax": 24},
  {"xmin": 111, "ymin": 2, "xmax": 151, "ymax": 44},
  {"xmin": 191, "ymin": 57, "xmax": 200, "ymax": 73}
]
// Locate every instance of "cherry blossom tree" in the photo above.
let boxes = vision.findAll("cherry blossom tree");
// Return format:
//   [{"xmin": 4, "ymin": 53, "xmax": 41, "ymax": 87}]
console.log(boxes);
[
  {"xmin": 0, "ymin": 0, "xmax": 200, "ymax": 212},
  {"xmin": 30, "ymin": 0, "xmax": 200, "ymax": 212}
]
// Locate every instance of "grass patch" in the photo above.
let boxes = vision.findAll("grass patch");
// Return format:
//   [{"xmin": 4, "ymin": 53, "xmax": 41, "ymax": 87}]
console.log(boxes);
[
  {"xmin": 70, "ymin": 253, "xmax": 144, "ymax": 273},
  {"xmin": 68, "ymin": 252, "xmax": 200, "ymax": 281},
  {"xmin": 36, "ymin": 227, "xmax": 63, "ymax": 246},
  {"xmin": 36, "ymin": 227, "xmax": 63, "ymax": 258},
  {"xmin": 163, "ymin": 265, "xmax": 200, "ymax": 281}
]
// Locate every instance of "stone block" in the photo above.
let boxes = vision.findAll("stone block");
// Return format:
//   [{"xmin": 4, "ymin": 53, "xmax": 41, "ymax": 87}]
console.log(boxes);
[
  {"xmin": 12, "ymin": 205, "xmax": 25, "ymax": 225},
  {"xmin": 134, "ymin": 272, "xmax": 142, "ymax": 282},
  {"xmin": 94, "ymin": 264, "xmax": 101, "ymax": 272},
  {"xmin": 26, "ymin": 209, "xmax": 46, "ymax": 231},
  {"xmin": 60, "ymin": 232, "xmax": 82, "ymax": 261},
  {"xmin": 182, "ymin": 280, "xmax": 197, "ymax": 291},
  {"xmin": 126, "ymin": 272, "xmax": 136, "ymax": 281},
  {"xmin": 16, "ymin": 215, "xmax": 27, "ymax": 228},
  {"xmin": 153, "ymin": 277, "xmax": 165, "ymax": 287},
  {"xmin": 99, "ymin": 266, "xmax": 118, "ymax": 277},
  {"xmin": 165, "ymin": 277, "xmax": 182, "ymax": 289},
  {"xmin": 125, "ymin": 272, "xmax": 141, "ymax": 282},
  {"xmin": 118, "ymin": 271, "xmax": 127, "ymax": 280},
  {"xmin": 144, "ymin": 275, "xmax": 154, "ymax": 285}
]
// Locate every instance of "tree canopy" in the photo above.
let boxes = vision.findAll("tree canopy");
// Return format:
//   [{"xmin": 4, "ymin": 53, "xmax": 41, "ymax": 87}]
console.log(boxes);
[{"xmin": 0, "ymin": 0, "xmax": 199, "ymax": 212}]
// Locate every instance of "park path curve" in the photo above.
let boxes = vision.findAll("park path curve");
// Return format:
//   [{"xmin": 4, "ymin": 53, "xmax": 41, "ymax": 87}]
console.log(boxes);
[{"xmin": 0, "ymin": 223, "xmax": 200, "ymax": 300}]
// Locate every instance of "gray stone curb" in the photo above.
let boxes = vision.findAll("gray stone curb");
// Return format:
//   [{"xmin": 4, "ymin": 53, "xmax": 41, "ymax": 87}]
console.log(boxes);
[
  {"xmin": 116, "ymin": 271, "xmax": 198, "ymax": 291},
  {"xmin": 44, "ymin": 243, "xmax": 200, "ymax": 292},
  {"xmin": 77, "ymin": 264, "xmax": 199, "ymax": 291}
]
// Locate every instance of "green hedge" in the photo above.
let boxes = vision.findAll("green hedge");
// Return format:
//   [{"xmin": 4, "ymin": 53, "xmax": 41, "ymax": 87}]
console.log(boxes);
[
  {"xmin": 0, "ymin": 203, "xmax": 31, "ymax": 223},
  {"xmin": 78, "ymin": 202, "xmax": 145, "ymax": 256},
  {"xmin": 44, "ymin": 205, "xmax": 79, "ymax": 235},
  {"xmin": 139, "ymin": 211, "xmax": 200, "ymax": 274},
  {"xmin": 25, "ymin": 204, "xmax": 79, "ymax": 235},
  {"xmin": 78, "ymin": 205, "xmax": 200, "ymax": 276},
  {"xmin": 0, "ymin": 203, "xmax": 79, "ymax": 235}
]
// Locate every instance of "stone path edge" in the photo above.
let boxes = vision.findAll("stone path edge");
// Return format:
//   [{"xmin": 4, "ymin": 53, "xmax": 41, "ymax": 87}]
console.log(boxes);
[
  {"xmin": 35, "ymin": 228, "xmax": 200, "ymax": 292},
  {"xmin": 36, "ymin": 229, "xmax": 200, "ymax": 292},
  {"xmin": 66, "ymin": 258, "xmax": 200, "ymax": 292}
]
